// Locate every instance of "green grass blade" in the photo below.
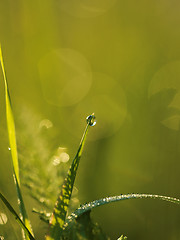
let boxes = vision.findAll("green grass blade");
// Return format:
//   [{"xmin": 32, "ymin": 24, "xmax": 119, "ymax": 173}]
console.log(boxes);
[
  {"xmin": 46, "ymin": 114, "xmax": 96, "ymax": 240},
  {"xmin": 64, "ymin": 193, "xmax": 180, "ymax": 227},
  {"xmin": 0, "ymin": 45, "xmax": 19, "ymax": 184},
  {"xmin": 0, "ymin": 44, "xmax": 33, "ymax": 239},
  {"xmin": 0, "ymin": 192, "xmax": 35, "ymax": 240}
]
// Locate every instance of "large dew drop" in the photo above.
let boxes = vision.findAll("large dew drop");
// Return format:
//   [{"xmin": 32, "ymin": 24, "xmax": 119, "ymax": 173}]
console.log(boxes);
[{"xmin": 86, "ymin": 113, "xmax": 96, "ymax": 126}]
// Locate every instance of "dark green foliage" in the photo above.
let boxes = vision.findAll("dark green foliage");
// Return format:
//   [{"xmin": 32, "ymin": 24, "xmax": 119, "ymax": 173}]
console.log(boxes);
[{"xmin": 62, "ymin": 211, "xmax": 109, "ymax": 240}]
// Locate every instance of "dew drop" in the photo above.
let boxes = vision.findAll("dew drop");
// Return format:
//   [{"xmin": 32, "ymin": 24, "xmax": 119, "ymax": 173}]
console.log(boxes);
[
  {"xmin": 0, "ymin": 213, "xmax": 8, "ymax": 225},
  {"xmin": 8, "ymin": 147, "xmax": 11, "ymax": 151},
  {"xmin": 86, "ymin": 113, "xmax": 96, "ymax": 126},
  {"xmin": 46, "ymin": 213, "xmax": 51, "ymax": 217},
  {"xmin": 17, "ymin": 198, "xmax": 21, "ymax": 205},
  {"xmin": 40, "ymin": 198, "xmax": 45, "ymax": 203}
]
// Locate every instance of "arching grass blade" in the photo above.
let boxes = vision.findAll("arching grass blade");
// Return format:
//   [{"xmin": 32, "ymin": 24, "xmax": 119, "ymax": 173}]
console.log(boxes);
[
  {"xmin": 46, "ymin": 114, "xmax": 96, "ymax": 240},
  {"xmin": 64, "ymin": 193, "xmax": 180, "ymax": 227},
  {"xmin": 0, "ymin": 192, "xmax": 35, "ymax": 240},
  {"xmin": 0, "ymin": 44, "xmax": 33, "ymax": 239}
]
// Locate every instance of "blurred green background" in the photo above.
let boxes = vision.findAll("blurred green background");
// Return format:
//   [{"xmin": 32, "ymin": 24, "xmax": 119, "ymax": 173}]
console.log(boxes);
[{"xmin": 0, "ymin": 0, "xmax": 180, "ymax": 239}]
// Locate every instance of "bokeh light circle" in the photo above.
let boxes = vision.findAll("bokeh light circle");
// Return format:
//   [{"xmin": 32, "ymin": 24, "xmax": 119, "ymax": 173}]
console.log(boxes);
[{"xmin": 38, "ymin": 48, "xmax": 92, "ymax": 107}]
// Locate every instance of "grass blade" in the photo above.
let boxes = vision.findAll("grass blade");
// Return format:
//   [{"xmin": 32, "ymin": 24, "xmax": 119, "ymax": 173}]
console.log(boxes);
[
  {"xmin": 46, "ymin": 114, "xmax": 96, "ymax": 240},
  {"xmin": 0, "ymin": 44, "xmax": 33, "ymax": 239},
  {"xmin": 64, "ymin": 193, "xmax": 180, "ymax": 227},
  {"xmin": 0, "ymin": 192, "xmax": 35, "ymax": 240}
]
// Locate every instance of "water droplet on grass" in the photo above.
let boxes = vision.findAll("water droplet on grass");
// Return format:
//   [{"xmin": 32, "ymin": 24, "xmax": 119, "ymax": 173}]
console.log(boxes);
[
  {"xmin": 86, "ymin": 113, "xmax": 96, "ymax": 126},
  {"xmin": 40, "ymin": 198, "xmax": 45, "ymax": 203},
  {"xmin": 17, "ymin": 198, "xmax": 21, "ymax": 205},
  {"xmin": 0, "ymin": 213, "xmax": 7, "ymax": 225}
]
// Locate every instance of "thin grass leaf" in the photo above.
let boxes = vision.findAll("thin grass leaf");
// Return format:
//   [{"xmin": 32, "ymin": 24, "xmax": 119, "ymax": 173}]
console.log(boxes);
[
  {"xmin": 0, "ymin": 44, "xmax": 33, "ymax": 239},
  {"xmin": 64, "ymin": 193, "xmax": 180, "ymax": 227},
  {"xmin": 46, "ymin": 114, "xmax": 96, "ymax": 240},
  {"xmin": 0, "ymin": 192, "xmax": 35, "ymax": 240}
]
